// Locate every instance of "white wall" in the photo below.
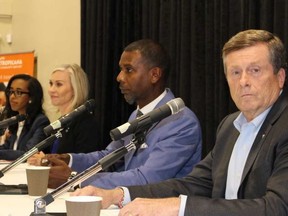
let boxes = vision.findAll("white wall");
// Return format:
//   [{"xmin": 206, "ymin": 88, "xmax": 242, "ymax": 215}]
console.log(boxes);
[
  {"xmin": 0, "ymin": 0, "xmax": 13, "ymax": 53},
  {"xmin": 0, "ymin": 0, "xmax": 81, "ymax": 121}
]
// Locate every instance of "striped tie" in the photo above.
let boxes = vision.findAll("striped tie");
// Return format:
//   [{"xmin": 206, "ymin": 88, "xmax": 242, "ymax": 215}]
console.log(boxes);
[{"xmin": 136, "ymin": 110, "xmax": 143, "ymax": 118}]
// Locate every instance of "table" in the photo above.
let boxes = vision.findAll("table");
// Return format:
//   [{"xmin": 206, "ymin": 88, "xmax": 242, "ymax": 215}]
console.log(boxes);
[{"xmin": 0, "ymin": 162, "xmax": 120, "ymax": 216}]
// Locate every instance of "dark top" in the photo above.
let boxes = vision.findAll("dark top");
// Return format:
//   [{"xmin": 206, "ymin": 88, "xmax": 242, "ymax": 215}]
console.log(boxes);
[
  {"xmin": 0, "ymin": 113, "xmax": 50, "ymax": 160},
  {"xmin": 53, "ymin": 111, "xmax": 101, "ymax": 154}
]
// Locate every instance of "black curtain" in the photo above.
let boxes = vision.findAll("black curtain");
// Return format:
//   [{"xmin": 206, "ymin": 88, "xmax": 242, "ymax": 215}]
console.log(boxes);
[{"xmin": 81, "ymin": 0, "xmax": 288, "ymax": 156}]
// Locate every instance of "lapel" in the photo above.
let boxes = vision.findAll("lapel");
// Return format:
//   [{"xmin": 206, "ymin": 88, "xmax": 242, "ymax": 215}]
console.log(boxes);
[
  {"xmin": 124, "ymin": 109, "xmax": 144, "ymax": 169},
  {"xmin": 123, "ymin": 134, "xmax": 135, "ymax": 168},
  {"xmin": 212, "ymin": 113, "xmax": 240, "ymax": 196},
  {"xmin": 13, "ymin": 123, "xmax": 26, "ymax": 150},
  {"xmin": 240, "ymin": 88, "xmax": 288, "ymax": 185}
]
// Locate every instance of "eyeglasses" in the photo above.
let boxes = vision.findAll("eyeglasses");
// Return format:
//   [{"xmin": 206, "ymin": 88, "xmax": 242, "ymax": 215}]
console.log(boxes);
[{"xmin": 6, "ymin": 89, "xmax": 30, "ymax": 97}]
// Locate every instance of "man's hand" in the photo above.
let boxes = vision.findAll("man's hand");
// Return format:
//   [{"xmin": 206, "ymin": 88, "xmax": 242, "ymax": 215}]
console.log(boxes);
[
  {"xmin": 46, "ymin": 153, "xmax": 71, "ymax": 165},
  {"xmin": 47, "ymin": 157, "xmax": 72, "ymax": 189},
  {"xmin": 27, "ymin": 152, "xmax": 70, "ymax": 166},
  {"xmin": 71, "ymin": 186, "xmax": 123, "ymax": 209},
  {"xmin": 119, "ymin": 197, "xmax": 180, "ymax": 216}
]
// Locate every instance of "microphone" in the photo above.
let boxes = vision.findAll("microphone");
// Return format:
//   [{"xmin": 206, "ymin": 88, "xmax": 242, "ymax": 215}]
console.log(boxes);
[
  {"xmin": 43, "ymin": 99, "xmax": 96, "ymax": 135},
  {"xmin": 110, "ymin": 97, "xmax": 185, "ymax": 141},
  {"xmin": 0, "ymin": 114, "xmax": 27, "ymax": 129}
]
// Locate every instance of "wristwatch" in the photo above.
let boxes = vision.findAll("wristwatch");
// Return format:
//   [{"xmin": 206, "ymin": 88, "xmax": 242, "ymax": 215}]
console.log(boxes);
[{"xmin": 68, "ymin": 171, "xmax": 77, "ymax": 181}]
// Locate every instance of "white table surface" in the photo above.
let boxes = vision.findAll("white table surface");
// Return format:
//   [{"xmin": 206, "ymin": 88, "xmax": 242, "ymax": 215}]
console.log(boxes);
[{"xmin": 0, "ymin": 162, "xmax": 119, "ymax": 216}]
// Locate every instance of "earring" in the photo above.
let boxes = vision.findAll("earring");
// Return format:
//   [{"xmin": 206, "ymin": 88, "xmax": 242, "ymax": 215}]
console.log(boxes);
[{"xmin": 29, "ymin": 100, "xmax": 32, "ymax": 104}]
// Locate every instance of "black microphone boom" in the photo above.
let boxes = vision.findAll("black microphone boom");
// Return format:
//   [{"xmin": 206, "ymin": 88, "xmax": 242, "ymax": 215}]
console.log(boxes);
[
  {"xmin": 43, "ymin": 99, "xmax": 96, "ymax": 135},
  {"xmin": 110, "ymin": 98, "xmax": 185, "ymax": 141},
  {"xmin": 0, "ymin": 114, "xmax": 27, "ymax": 129}
]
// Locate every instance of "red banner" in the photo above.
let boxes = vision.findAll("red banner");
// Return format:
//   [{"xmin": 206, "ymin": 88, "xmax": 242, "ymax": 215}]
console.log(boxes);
[{"xmin": 0, "ymin": 51, "xmax": 35, "ymax": 83}]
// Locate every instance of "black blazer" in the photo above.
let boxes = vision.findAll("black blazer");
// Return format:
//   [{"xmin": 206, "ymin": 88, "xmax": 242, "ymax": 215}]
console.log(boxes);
[
  {"xmin": 128, "ymin": 87, "xmax": 288, "ymax": 216},
  {"xmin": 53, "ymin": 111, "xmax": 101, "ymax": 154}
]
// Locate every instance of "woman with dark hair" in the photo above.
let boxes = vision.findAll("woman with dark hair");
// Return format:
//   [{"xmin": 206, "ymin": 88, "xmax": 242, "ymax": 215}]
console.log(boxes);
[{"xmin": 0, "ymin": 74, "xmax": 50, "ymax": 160}]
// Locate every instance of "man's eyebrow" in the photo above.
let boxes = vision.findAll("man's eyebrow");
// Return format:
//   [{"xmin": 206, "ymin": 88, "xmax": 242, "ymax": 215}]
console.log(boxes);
[{"xmin": 120, "ymin": 63, "xmax": 133, "ymax": 67}]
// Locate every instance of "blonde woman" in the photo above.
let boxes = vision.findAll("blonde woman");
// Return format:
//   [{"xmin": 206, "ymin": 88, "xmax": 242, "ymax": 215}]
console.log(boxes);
[
  {"xmin": 48, "ymin": 63, "xmax": 101, "ymax": 154},
  {"xmin": 30, "ymin": 64, "xmax": 100, "ymax": 165}
]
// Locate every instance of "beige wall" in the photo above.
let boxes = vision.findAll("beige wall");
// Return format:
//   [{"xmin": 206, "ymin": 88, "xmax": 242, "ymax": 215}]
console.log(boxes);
[
  {"xmin": 0, "ymin": 0, "xmax": 81, "ymax": 121},
  {"xmin": 0, "ymin": 0, "xmax": 13, "ymax": 53}
]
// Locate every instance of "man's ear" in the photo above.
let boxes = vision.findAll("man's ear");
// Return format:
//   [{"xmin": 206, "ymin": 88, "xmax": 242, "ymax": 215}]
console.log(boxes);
[
  {"xmin": 150, "ymin": 67, "xmax": 162, "ymax": 84},
  {"xmin": 277, "ymin": 68, "xmax": 286, "ymax": 88}
]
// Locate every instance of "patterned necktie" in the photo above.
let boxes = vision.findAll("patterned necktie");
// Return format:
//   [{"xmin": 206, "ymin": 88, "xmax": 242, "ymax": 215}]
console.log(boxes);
[
  {"xmin": 136, "ymin": 110, "xmax": 143, "ymax": 118},
  {"xmin": 133, "ymin": 110, "xmax": 147, "ymax": 149}
]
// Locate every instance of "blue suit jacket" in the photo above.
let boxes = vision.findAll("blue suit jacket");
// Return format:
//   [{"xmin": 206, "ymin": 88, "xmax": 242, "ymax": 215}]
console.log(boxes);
[
  {"xmin": 71, "ymin": 89, "xmax": 202, "ymax": 189},
  {"xmin": 0, "ymin": 113, "xmax": 49, "ymax": 160}
]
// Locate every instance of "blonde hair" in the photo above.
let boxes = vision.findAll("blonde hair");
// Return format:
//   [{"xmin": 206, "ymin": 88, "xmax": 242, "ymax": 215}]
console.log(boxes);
[{"xmin": 52, "ymin": 64, "xmax": 89, "ymax": 111}]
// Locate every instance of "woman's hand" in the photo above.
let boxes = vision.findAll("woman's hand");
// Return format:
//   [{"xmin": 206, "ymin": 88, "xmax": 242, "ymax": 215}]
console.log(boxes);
[{"xmin": 27, "ymin": 151, "xmax": 46, "ymax": 166}]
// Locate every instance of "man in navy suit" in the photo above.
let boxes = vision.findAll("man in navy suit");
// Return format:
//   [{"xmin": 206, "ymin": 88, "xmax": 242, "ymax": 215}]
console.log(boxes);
[
  {"xmin": 29, "ymin": 39, "xmax": 202, "ymax": 190},
  {"xmin": 73, "ymin": 30, "xmax": 288, "ymax": 216}
]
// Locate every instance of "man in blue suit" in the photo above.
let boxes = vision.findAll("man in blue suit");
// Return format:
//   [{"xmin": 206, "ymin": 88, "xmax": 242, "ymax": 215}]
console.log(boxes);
[
  {"xmin": 74, "ymin": 30, "xmax": 288, "ymax": 216},
  {"xmin": 30, "ymin": 39, "xmax": 202, "ymax": 189}
]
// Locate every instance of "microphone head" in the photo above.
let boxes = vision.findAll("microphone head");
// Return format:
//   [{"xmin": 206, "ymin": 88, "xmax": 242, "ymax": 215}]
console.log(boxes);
[
  {"xmin": 167, "ymin": 98, "xmax": 185, "ymax": 114},
  {"xmin": 0, "ymin": 114, "xmax": 27, "ymax": 129},
  {"xmin": 43, "ymin": 99, "xmax": 96, "ymax": 136}
]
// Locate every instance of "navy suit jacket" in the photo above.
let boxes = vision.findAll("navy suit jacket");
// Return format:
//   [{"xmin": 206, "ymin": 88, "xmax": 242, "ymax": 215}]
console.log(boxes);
[
  {"xmin": 71, "ymin": 89, "xmax": 202, "ymax": 189},
  {"xmin": 0, "ymin": 113, "xmax": 49, "ymax": 160},
  {"xmin": 128, "ymin": 87, "xmax": 288, "ymax": 216}
]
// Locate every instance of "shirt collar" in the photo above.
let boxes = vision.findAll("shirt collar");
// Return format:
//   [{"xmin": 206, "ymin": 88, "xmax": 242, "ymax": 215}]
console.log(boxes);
[
  {"xmin": 234, "ymin": 107, "xmax": 272, "ymax": 132},
  {"xmin": 137, "ymin": 89, "xmax": 167, "ymax": 115},
  {"xmin": 234, "ymin": 89, "xmax": 283, "ymax": 131}
]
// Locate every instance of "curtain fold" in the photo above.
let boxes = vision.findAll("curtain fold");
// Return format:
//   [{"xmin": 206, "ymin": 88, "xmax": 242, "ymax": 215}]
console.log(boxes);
[{"xmin": 81, "ymin": 0, "xmax": 288, "ymax": 156}]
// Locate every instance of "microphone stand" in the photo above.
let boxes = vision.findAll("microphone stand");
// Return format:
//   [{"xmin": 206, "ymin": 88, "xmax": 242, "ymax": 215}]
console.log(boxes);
[
  {"xmin": 0, "ymin": 130, "xmax": 63, "ymax": 178},
  {"xmin": 32, "ymin": 131, "xmax": 146, "ymax": 215}
]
